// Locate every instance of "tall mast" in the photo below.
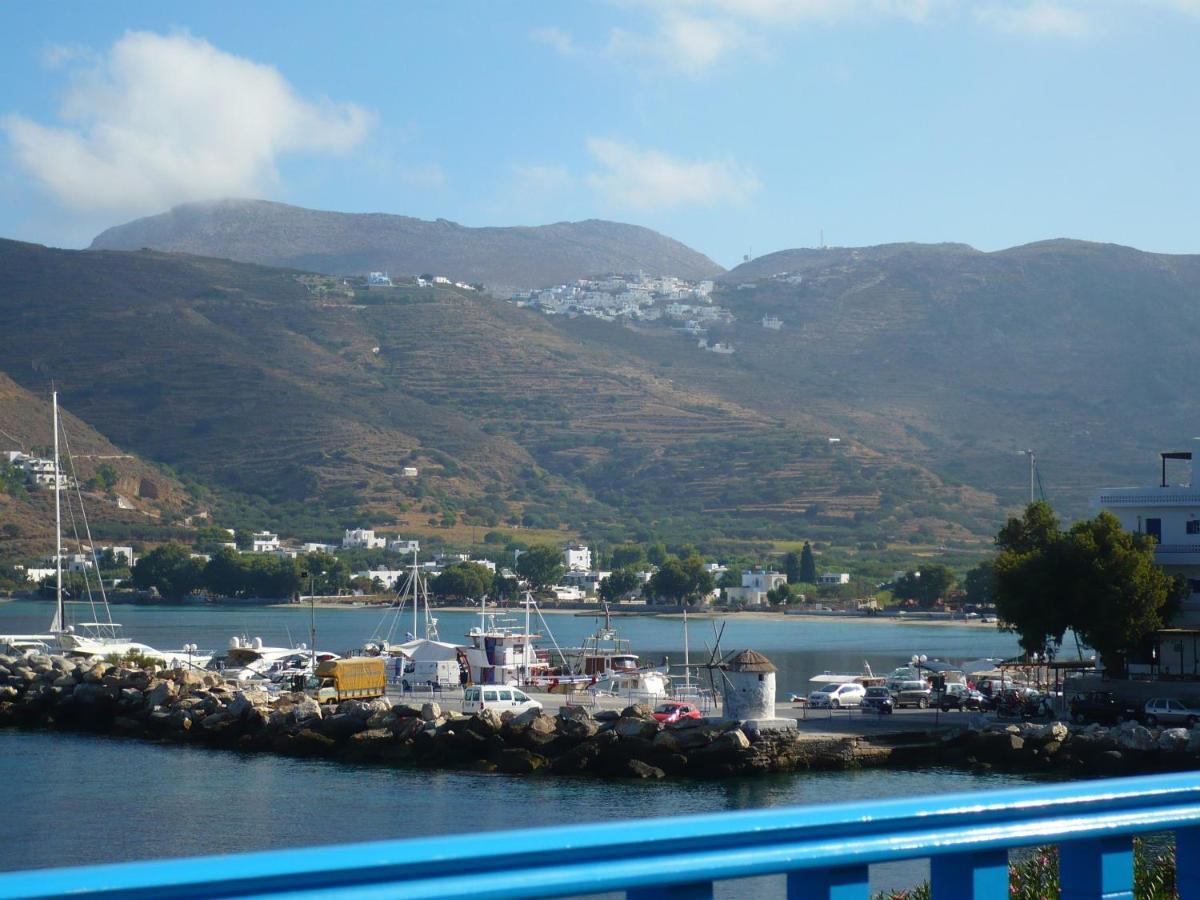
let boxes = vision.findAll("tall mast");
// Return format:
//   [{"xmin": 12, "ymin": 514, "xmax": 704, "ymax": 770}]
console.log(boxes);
[
  {"xmin": 683, "ymin": 607, "xmax": 690, "ymax": 690},
  {"xmin": 53, "ymin": 390, "xmax": 63, "ymax": 633},
  {"xmin": 412, "ymin": 549, "xmax": 419, "ymax": 640}
]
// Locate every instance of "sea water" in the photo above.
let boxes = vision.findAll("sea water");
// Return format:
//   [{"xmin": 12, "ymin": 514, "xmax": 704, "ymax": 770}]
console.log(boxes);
[{"xmin": 0, "ymin": 600, "xmax": 1040, "ymax": 894}]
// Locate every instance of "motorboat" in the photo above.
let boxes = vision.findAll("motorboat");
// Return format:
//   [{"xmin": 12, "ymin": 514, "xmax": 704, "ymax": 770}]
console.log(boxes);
[{"xmin": 207, "ymin": 636, "xmax": 322, "ymax": 683}]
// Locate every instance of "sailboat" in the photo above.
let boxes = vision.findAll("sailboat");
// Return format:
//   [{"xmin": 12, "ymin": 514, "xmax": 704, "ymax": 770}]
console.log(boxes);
[{"xmin": 8, "ymin": 391, "xmax": 210, "ymax": 668}]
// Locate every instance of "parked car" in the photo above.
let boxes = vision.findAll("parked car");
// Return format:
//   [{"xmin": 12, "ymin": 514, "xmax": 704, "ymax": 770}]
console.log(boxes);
[
  {"xmin": 652, "ymin": 702, "xmax": 702, "ymax": 724},
  {"xmin": 1069, "ymin": 691, "xmax": 1142, "ymax": 725},
  {"xmin": 893, "ymin": 681, "xmax": 932, "ymax": 709},
  {"xmin": 463, "ymin": 686, "xmax": 542, "ymax": 715},
  {"xmin": 808, "ymin": 682, "xmax": 866, "ymax": 709},
  {"xmin": 938, "ymin": 683, "xmax": 984, "ymax": 712},
  {"xmin": 862, "ymin": 685, "xmax": 894, "ymax": 714},
  {"xmin": 1144, "ymin": 697, "xmax": 1200, "ymax": 727}
]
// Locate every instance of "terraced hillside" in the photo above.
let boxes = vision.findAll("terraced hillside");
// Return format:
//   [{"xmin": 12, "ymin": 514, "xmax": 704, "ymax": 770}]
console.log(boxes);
[
  {"xmin": 0, "ymin": 239, "xmax": 993, "ymax": 546},
  {"xmin": 695, "ymin": 239, "xmax": 1200, "ymax": 519},
  {"xmin": 0, "ymin": 373, "xmax": 191, "ymax": 557}
]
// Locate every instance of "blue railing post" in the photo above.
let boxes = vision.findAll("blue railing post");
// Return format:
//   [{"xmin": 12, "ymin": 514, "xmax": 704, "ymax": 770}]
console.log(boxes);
[
  {"xmin": 629, "ymin": 881, "xmax": 712, "ymax": 899},
  {"xmin": 1175, "ymin": 825, "xmax": 1200, "ymax": 896},
  {"xmin": 1059, "ymin": 835, "xmax": 1134, "ymax": 900},
  {"xmin": 786, "ymin": 864, "xmax": 869, "ymax": 899},
  {"xmin": 929, "ymin": 849, "xmax": 1009, "ymax": 898}
]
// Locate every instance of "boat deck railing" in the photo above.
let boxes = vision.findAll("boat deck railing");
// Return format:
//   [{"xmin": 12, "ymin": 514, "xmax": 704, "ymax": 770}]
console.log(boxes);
[{"xmin": 4, "ymin": 772, "xmax": 1200, "ymax": 898}]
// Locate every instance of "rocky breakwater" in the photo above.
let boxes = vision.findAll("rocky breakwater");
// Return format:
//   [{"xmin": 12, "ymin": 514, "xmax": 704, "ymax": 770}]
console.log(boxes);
[
  {"xmin": 0, "ymin": 655, "xmax": 880, "ymax": 779},
  {"xmin": 935, "ymin": 719, "xmax": 1200, "ymax": 777}
]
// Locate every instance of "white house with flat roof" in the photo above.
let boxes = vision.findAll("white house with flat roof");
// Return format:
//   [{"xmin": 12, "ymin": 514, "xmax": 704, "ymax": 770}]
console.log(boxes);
[
  {"xmin": 389, "ymin": 539, "xmax": 420, "ymax": 554},
  {"xmin": 1094, "ymin": 452, "xmax": 1200, "ymax": 625},
  {"xmin": 563, "ymin": 543, "xmax": 592, "ymax": 572},
  {"xmin": 725, "ymin": 569, "xmax": 787, "ymax": 607},
  {"xmin": 250, "ymin": 531, "xmax": 280, "ymax": 553},
  {"xmin": 818, "ymin": 573, "xmax": 851, "ymax": 585},
  {"xmin": 343, "ymin": 528, "xmax": 385, "ymax": 550}
]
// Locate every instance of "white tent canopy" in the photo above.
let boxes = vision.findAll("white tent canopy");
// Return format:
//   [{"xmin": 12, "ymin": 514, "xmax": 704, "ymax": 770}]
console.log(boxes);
[{"xmin": 393, "ymin": 638, "xmax": 461, "ymax": 662}]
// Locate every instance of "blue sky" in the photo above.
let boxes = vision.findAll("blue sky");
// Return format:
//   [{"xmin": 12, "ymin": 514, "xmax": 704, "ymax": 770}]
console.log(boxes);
[{"xmin": 2, "ymin": 1, "xmax": 1199, "ymax": 267}]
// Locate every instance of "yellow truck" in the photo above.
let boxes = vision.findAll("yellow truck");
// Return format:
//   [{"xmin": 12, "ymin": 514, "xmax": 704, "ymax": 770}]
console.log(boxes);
[{"xmin": 314, "ymin": 657, "xmax": 387, "ymax": 704}]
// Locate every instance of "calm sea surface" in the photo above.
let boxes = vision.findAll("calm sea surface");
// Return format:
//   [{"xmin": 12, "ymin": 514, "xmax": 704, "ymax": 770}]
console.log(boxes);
[{"xmin": 0, "ymin": 600, "xmax": 1042, "ymax": 894}]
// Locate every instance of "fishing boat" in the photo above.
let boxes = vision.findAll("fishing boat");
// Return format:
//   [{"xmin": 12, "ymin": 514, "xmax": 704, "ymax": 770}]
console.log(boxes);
[{"xmin": 463, "ymin": 593, "xmax": 566, "ymax": 686}]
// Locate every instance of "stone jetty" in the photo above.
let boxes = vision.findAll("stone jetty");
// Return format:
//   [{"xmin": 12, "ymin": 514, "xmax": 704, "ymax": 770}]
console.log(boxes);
[{"xmin": 6, "ymin": 654, "xmax": 1200, "ymax": 780}]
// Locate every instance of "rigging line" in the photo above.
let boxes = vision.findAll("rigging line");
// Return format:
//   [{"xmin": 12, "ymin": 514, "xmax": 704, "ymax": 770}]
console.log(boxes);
[
  {"xmin": 61, "ymin": 420, "xmax": 114, "ymax": 634},
  {"xmin": 58, "ymin": 452, "xmax": 99, "ymax": 629}
]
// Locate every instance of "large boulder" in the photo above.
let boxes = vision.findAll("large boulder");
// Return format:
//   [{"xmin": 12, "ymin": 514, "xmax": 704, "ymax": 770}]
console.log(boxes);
[
  {"xmin": 1032, "ymin": 721, "xmax": 1069, "ymax": 744},
  {"xmin": 467, "ymin": 709, "xmax": 504, "ymax": 737},
  {"xmin": 1158, "ymin": 727, "xmax": 1190, "ymax": 752},
  {"xmin": 228, "ymin": 690, "xmax": 270, "ymax": 719},
  {"xmin": 292, "ymin": 695, "xmax": 323, "ymax": 723},
  {"xmin": 621, "ymin": 704, "xmax": 655, "ymax": 720},
  {"xmin": 145, "ymin": 680, "xmax": 178, "ymax": 709},
  {"xmin": 170, "ymin": 669, "xmax": 206, "ymax": 691},
  {"xmin": 420, "ymin": 702, "xmax": 442, "ymax": 722},
  {"xmin": 614, "ymin": 758, "xmax": 666, "ymax": 779},
  {"xmin": 614, "ymin": 716, "xmax": 660, "ymax": 741},
  {"xmin": 337, "ymin": 698, "xmax": 392, "ymax": 721},
  {"xmin": 557, "ymin": 706, "xmax": 599, "ymax": 740},
  {"xmin": 118, "ymin": 669, "xmax": 152, "ymax": 692},
  {"xmin": 1112, "ymin": 723, "xmax": 1155, "ymax": 752},
  {"xmin": 83, "ymin": 664, "xmax": 108, "ymax": 684},
  {"xmin": 494, "ymin": 748, "xmax": 548, "ymax": 775}
]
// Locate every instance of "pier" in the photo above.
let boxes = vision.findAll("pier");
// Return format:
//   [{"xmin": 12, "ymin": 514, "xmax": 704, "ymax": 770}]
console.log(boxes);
[{"xmin": 2, "ymin": 771, "xmax": 1199, "ymax": 898}]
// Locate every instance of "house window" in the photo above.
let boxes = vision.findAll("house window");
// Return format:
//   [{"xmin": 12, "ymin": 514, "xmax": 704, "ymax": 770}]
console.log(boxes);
[{"xmin": 1188, "ymin": 520, "xmax": 1200, "ymax": 535}]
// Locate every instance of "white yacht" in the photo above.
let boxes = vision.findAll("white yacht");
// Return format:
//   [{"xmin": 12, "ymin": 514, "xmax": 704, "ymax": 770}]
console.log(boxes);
[{"xmin": 207, "ymin": 636, "xmax": 327, "ymax": 683}]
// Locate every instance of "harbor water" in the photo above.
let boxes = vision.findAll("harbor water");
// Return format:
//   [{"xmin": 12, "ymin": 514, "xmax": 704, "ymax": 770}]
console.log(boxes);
[{"xmin": 0, "ymin": 600, "xmax": 1043, "ymax": 895}]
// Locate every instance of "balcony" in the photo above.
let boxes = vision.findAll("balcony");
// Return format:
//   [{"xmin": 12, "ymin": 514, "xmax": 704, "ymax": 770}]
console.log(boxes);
[
  {"xmin": 1155, "ymin": 544, "xmax": 1200, "ymax": 566},
  {"xmin": 4, "ymin": 772, "xmax": 1200, "ymax": 898}
]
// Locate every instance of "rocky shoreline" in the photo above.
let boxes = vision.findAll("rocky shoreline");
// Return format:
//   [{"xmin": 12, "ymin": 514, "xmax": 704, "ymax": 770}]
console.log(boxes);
[{"xmin": 5, "ymin": 654, "xmax": 1200, "ymax": 781}]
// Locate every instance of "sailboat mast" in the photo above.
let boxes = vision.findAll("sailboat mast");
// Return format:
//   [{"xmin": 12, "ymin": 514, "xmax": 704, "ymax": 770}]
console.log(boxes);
[
  {"xmin": 683, "ymin": 608, "xmax": 691, "ymax": 689},
  {"xmin": 412, "ymin": 549, "xmax": 419, "ymax": 640},
  {"xmin": 53, "ymin": 391, "xmax": 63, "ymax": 632},
  {"xmin": 523, "ymin": 591, "xmax": 531, "ymax": 683}
]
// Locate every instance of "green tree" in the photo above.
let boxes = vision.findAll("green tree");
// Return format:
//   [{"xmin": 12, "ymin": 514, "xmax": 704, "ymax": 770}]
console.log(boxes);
[
  {"xmin": 799, "ymin": 542, "xmax": 817, "ymax": 583},
  {"xmin": 646, "ymin": 542, "xmax": 668, "ymax": 566},
  {"xmin": 599, "ymin": 568, "xmax": 641, "ymax": 603},
  {"xmin": 516, "ymin": 544, "xmax": 564, "ymax": 589},
  {"xmin": 96, "ymin": 463, "xmax": 119, "ymax": 492},
  {"xmin": 610, "ymin": 544, "xmax": 646, "ymax": 570},
  {"xmin": 300, "ymin": 552, "xmax": 349, "ymax": 595},
  {"xmin": 766, "ymin": 582, "xmax": 793, "ymax": 606},
  {"xmin": 131, "ymin": 543, "xmax": 205, "ymax": 600},
  {"xmin": 431, "ymin": 561, "xmax": 494, "ymax": 600},
  {"xmin": 964, "ymin": 560, "xmax": 997, "ymax": 606},
  {"xmin": 646, "ymin": 555, "xmax": 714, "ymax": 606},
  {"xmin": 783, "ymin": 550, "xmax": 802, "ymax": 584},
  {"xmin": 893, "ymin": 565, "xmax": 955, "ymax": 607},
  {"xmin": 994, "ymin": 502, "xmax": 1186, "ymax": 676}
]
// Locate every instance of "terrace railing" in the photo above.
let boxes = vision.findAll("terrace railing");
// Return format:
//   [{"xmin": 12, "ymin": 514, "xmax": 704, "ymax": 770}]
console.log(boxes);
[{"xmin": 3, "ymin": 771, "xmax": 1200, "ymax": 898}]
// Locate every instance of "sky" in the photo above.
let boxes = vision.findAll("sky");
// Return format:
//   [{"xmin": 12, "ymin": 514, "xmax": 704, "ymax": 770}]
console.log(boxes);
[{"xmin": 1, "ymin": 1, "xmax": 1199, "ymax": 267}]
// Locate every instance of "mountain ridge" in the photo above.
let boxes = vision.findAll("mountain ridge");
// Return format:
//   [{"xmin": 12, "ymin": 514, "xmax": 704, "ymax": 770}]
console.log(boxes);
[{"xmin": 89, "ymin": 198, "xmax": 726, "ymax": 292}]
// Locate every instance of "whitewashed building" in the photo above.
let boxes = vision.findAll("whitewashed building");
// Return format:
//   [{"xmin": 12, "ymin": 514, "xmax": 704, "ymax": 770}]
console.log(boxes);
[
  {"xmin": 1095, "ymin": 452, "xmax": 1200, "ymax": 625},
  {"xmin": 725, "ymin": 569, "xmax": 787, "ymax": 606},
  {"xmin": 818, "ymin": 573, "xmax": 851, "ymax": 585},
  {"xmin": 343, "ymin": 528, "xmax": 386, "ymax": 550},
  {"xmin": 250, "ymin": 531, "xmax": 280, "ymax": 553},
  {"xmin": 389, "ymin": 539, "xmax": 420, "ymax": 555},
  {"xmin": 563, "ymin": 543, "xmax": 592, "ymax": 572}
]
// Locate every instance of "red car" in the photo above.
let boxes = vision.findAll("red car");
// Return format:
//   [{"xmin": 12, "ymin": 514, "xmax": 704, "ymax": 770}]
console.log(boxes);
[{"xmin": 652, "ymin": 702, "xmax": 702, "ymax": 724}]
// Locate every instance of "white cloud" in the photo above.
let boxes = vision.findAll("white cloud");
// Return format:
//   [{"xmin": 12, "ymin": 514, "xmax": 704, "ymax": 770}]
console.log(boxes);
[
  {"xmin": 974, "ymin": 2, "xmax": 1096, "ymax": 39},
  {"xmin": 585, "ymin": 137, "xmax": 759, "ymax": 209},
  {"xmin": 531, "ymin": 26, "xmax": 578, "ymax": 56},
  {"xmin": 3, "ymin": 30, "xmax": 373, "ymax": 216},
  {"xmin": 39, "ymin": 42, "xmax": 97, "ymax": 70}
]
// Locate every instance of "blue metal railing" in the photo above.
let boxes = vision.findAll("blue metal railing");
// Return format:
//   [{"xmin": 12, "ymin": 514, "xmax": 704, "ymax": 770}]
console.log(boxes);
[{"xmin": 4, "ymin": 772, "xmax": 1200, "ymax": 899}]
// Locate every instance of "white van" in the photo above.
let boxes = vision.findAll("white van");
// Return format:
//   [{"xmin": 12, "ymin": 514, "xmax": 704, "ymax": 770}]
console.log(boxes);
[{"xmin": 463, "ymin": 686, "xmax": 542, "ymax": 714}]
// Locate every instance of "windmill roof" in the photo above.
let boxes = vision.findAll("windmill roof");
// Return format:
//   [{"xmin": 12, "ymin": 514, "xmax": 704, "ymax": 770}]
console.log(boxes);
[{"xmin": 724, "ymin": 649, "xmax": 777, "ymax": 673}]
